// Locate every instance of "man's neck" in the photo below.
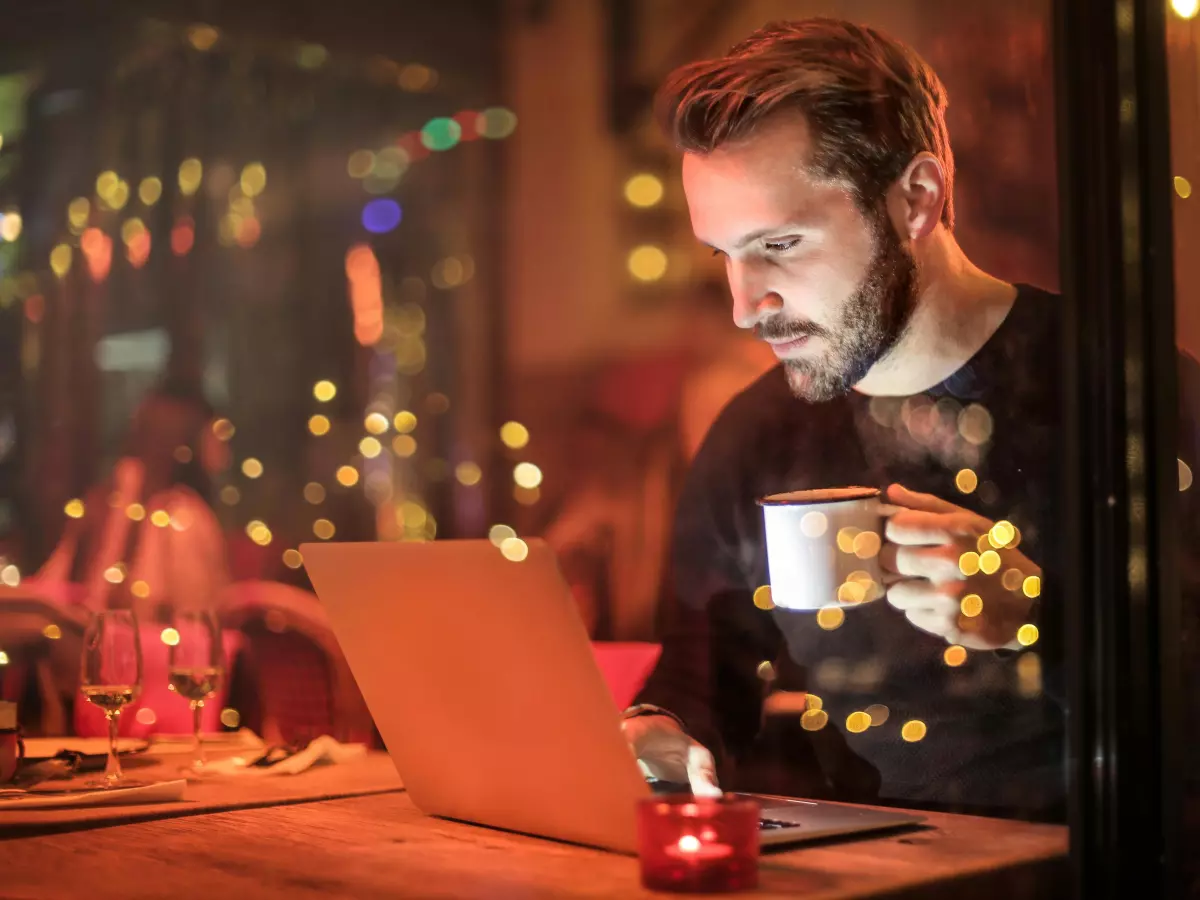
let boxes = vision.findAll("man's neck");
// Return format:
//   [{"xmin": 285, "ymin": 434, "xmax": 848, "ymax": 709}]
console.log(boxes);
[{"xmin": 854, "ymin": 235, "xmax": 1017, "ymax": 398}]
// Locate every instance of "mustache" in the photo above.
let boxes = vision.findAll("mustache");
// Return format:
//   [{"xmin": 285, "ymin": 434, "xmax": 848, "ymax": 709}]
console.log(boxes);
[{"xmin": 754, "ymin": 318, "xmax": 829, "ymax": 343}]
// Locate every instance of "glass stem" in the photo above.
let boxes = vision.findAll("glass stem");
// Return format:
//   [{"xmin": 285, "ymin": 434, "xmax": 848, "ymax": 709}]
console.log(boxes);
[
  {"xmin": 192, "ymin": 702, "xmax": 205, "ymax": 768},
  {"xmin": 104, "ymin": 711, "xmax": 122, "ymax": 785}
]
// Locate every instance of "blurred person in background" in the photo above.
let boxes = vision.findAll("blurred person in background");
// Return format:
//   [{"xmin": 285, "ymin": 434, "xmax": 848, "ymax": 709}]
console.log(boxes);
[
  {"xmin": 37, "ymin": 374, "xmax": 230, "ymax": 621},
  {"xmin": 12, "ymin": 375, "xmax": 232, "ymax": 733}
]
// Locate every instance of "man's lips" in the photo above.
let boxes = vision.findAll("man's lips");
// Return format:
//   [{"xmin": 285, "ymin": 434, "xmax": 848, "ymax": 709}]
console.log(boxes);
[{"xmin": 764, "ymin": 335, "xmax": 810, "ymax": 356}]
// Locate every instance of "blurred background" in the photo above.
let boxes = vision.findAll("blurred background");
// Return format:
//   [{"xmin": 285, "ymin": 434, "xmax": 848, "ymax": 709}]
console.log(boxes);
[{"xmin": 1, "ymin": 0, "xmax": 1182, "ymax": 742}]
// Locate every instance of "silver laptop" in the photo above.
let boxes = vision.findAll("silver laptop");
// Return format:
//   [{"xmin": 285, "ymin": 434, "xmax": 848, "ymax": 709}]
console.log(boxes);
[{"xmin": 301, "ymin": 538, "xmax": 922, "ymax": 852}]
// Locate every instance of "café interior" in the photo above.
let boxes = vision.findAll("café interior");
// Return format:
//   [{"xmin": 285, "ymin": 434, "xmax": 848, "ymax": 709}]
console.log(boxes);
[{"xmin": 0, "ymin": 0, "xmax": 1197, "ymax": 897}]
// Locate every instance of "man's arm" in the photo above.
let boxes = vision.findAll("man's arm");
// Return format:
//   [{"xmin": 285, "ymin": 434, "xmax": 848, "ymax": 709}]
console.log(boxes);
[{"xmin": 632, "ymin": 409, "xmax": 782, "ymax": 777}]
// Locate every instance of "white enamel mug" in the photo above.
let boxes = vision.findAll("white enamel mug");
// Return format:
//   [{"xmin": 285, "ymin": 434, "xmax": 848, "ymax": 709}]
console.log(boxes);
[{"xmin": 757, "ymin": 487, "xmax": 886, "ymax": 612}]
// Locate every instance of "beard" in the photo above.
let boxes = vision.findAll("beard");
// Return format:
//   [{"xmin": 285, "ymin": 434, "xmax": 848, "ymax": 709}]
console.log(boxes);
[{"xmin": 758, "ymin": 215, "xmax": 918, "ymax": 403}]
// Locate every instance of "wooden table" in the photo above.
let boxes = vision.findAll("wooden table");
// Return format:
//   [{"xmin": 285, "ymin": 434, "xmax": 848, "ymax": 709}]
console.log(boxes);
[{"xmin": 0, "ymin": 753, "xmax": 1067, "ymax": 899}]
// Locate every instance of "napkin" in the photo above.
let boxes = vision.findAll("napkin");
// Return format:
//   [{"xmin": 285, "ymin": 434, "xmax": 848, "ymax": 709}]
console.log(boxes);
[
  {"xmin": 0, "ymin": 779, "xmax": 187, "ymax": 810},
  {"xmin": 197, "ymin": 735, "xmax": 367, "ymax": 777}
]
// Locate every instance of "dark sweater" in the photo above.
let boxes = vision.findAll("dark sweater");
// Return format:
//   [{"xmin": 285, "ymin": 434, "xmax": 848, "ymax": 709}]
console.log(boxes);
[{"xmin": 637, "ymin": 284, "xmax": 1145, "ymax": 819}]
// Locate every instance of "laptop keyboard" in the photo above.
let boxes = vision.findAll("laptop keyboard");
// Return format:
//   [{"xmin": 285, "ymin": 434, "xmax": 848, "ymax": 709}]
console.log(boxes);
[{"xmin": 759, "ymin": 817, "xmax": 799, "ymax": 830}]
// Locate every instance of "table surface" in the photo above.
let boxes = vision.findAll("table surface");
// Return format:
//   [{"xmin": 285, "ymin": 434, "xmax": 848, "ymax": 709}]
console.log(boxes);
[{"xmin": 1, "ymin": 752, "xmax": 1068, "ymax": 900}]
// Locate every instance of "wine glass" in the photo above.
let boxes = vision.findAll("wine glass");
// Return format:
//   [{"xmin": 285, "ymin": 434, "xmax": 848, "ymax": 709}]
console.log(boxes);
[
  {"xmin": 80, "ymin": 610, "xmax": 143, "ymax": 787},
  {"xmin": 167, "ymin": 610, "xmax": 226, "ymax": 773}
]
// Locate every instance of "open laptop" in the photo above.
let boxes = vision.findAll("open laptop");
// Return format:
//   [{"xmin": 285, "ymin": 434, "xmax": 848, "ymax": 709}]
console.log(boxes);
[{"xmin": 300, "ymin": 538, "xmax": 921, "ymax": 853}]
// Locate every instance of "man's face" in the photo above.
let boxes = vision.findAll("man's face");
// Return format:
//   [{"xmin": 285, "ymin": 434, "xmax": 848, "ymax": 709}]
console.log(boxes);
[{"xmin": 682, "ymin": 113, "xmax": 917, "ymax": 402}]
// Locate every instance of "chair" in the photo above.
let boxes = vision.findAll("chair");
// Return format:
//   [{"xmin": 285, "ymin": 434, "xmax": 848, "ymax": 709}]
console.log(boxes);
[{"xmin": 217, "ymin": 580, "xmax": 374, "ymax": 745}]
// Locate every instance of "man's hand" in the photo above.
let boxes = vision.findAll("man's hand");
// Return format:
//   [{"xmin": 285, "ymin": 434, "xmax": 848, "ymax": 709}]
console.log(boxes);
[
  {"xmin": 621, "ymin": 714, "xmax": 721, "ymax": 797},
  {"xmin": 879, "ymin": 483, "xmax": 1040, "ymax": 650}
]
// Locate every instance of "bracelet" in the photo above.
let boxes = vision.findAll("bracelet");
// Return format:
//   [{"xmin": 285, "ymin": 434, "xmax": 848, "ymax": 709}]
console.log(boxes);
[{"xmin": 622, "ymin": 703, "xmax": 687, "ymax": 730}]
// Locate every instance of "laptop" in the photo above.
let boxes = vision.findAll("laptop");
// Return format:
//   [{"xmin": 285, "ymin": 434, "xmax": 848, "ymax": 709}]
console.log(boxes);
[{"xmin": 300, "ymin": 538, "xmax": 921, "ymax": 853}]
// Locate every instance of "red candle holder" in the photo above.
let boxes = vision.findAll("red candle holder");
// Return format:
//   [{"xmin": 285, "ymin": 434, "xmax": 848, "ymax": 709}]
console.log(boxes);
[{"xmin": 636, "ymin": 794, "xmax": 759, "ymax": 893}]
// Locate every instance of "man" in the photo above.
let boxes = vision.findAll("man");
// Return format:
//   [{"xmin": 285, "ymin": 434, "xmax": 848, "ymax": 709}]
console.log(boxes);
[{"xmin": 622, "ymin": 18, "xmax": 1067, "ymax": 819}]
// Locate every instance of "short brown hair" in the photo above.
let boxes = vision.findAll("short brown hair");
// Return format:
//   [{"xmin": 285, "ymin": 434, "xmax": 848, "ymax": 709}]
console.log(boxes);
[{"xmin": 657, "ymin": 18, "xmax": 955, "ymax": 229}]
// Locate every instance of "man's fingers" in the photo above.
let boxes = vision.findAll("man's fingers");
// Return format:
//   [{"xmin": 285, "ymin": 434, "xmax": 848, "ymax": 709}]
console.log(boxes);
[
  {"xmin": 885, "ymin": 509, "xmax": 991, "ymax": 545},
  {"xmin": 880, "ymin": 543, "xmax": 963, "ymax": 581},
  {"xmin": 886, "ymin": 485, "xmax": 992, "ymax": 534},
  {"xmin": 886, "ymin": 579, "xmax": 962, "ymax": 614},
  {"xmin": 686, "ymin": 742, "xmax": 721, "ymax": 797},
  {"xmin": 886, "ymin": 483, "xmax": 960, "ymax": 515}
]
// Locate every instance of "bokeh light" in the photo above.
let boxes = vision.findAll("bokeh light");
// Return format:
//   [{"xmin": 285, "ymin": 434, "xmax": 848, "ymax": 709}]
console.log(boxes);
[
  {"xmin": 359, "ymin": 437, "xmax": 383, "ymax": 458},
  {"xmin": 160, "ymin": 627, "xmax": 180, "ymax": 646},
  {"xmin": 392, "ymin": 435, "xmax": 417, "ymax": 457},
  {"xmin": 513, "ymin": 462, "xmax": 543, "ymax": 489},
  {"xmin": 752, "ymin": 585, "xmax": 774, "ymax": 610},
  {"xmin": 393, "ymin": 410, "xmax": 417, "ymax": 433},
  {"xmin": 303, "ymin": 482, "xmax": 326, "ymax": 504},
  {"xmin": 627, "ymin": 245, "xmax": 668, "ymax": 282},
  {"xmin": 50, "ymin": 244, "xmax": 73, "ymax": 278},
  {"xmin": 1176, "ymin": 176, "xmax": 1193, "ymax": 199},
  {"xmin": 347, "ymin": 150, "xmax": 375, "ymax": 179},
  {"xmin": 901, "ymin": 720, "xmax": 928, "ymax": 742},
  {"xmin": 816, "ymin": 606, "xmax": 845, "ymax": 630},
  {"xmin": 943, "ymin": 645, "xmax": 968, "ymax": 667},
  {"xmin": 313, "ymin": 519, "xmax": 336, "ymax": 540},
  {"xmin": 455, "ymin": 462, "xmax": 482, "ymax": 486},
  {"xmin": 138, "ymin": 176, "xmax": 163, "ymax": 206},
  {"xmin": 241, "ymin": 458, "xmax": 264, "ymax": 479},
  {"xmin": 336, "ymin": 465, "xmax": 360, "ymax": 487},
  {"xmin": 313, "ymin": 380, "xmax": 337, "ymax": 402},
  {"xmin": 624, "ymin": 173, "xmax": 664, "ymax": 208},
  {"xmin": 961, "ymin": 594, "xmax": 984, "ymax": 617},
  {"xmin": 364, "ymin": 413, "xmax": 390, "ymax": 435},
  {"xmin": 955, "ymin": 468, "xmax": 979, "ymax": 494},
  {"xmin": 1017, "ymin": 624, "xmax": 1040, "ymax": 646},
  {"xmin": 362, "ymin": 199, "xmax": 402, "ymax": 234},
  {"xmin": 212, "ymin": 418, "xmax": 235, "ymax": 441},
  {"xmin": 421, "ymin": 117, "xmax": 462, "ymax": 151},
  {"xmin": 64, "ymin": 498, "xmax": 85, "ymax": 519},
  {"xmin": 1172, "ymin": 0, "xmax": 1199, "ymax": 19},
  {"xmin": 500, "ymin": 421, "xmax": 530, "ymax": 449},
  {"xmin": 68, "ymin": 197, "xmax": 90, "ymax": 230},
  {"xmin": 178, "ymin": 158, "xmax": 203, "ymax": 196},
  {"xmin": 500, "ymin": 537, "xmax": 529, "ymax": 562},
  {"xmin": 476, "ymin": 107, "xmax": 517, "ymax": 139},
  {"xmin": 240, "ymin": 162, "xmax": 267, "ymax": 197},
  {"xmin": 845, "ymin": 711, "xmax": 871, "ymax": 734},
  {"xmin": 800, "ymin": 709, "xmax": 828, "ymax": 731},
  {"xmin": 489, "ymin": 524, "xmax": 516, "ymax": 547},
  {"xmin": 283, "ymin": 549, "xmax": 304, "ymax": 569},
  {"xmin": 0, "ymin": 211, "xmax": 22, "ymax": 242},
  {"xmin": 187, "ymin": 24, "xmax": 219, "ymax": 50},
  {"xmin": 308, "ymin": 415, "xmax": 331, "ymax": 436}
]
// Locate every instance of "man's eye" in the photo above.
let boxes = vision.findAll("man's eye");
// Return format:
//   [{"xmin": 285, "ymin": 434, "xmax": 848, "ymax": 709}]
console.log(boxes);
[
  {"xmin": 764, "ymin": 238, "xmax": 801, "ymax": 253},
  {"xmin": 710, "ymin": 248, "xmax": 726, "ymax": 258}
]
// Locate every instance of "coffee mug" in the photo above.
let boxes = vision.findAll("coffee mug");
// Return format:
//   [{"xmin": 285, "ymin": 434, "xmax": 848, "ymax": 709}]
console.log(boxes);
[
  {"xmin": 758, "ymin": 487, "xmax": 885, "ymax": 611},
  {"xmin": 0, "ymin": 701, "xmax": 22, "ymax": 783}
]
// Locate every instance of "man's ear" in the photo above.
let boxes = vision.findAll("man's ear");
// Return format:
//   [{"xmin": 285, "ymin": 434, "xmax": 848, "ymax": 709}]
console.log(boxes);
[{"xmin": 887, "ymin": 151, "xmax": 946, "ymax": 240}]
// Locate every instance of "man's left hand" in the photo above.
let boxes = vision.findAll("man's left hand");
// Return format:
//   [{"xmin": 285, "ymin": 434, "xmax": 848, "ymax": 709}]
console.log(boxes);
[{"xmin": 878, "ymin": 483, "xmax": 1040, "ymax": 650}]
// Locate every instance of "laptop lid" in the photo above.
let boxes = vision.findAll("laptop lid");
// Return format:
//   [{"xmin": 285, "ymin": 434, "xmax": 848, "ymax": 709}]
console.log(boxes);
[{"xmin": 300, "ymin": 538, "xmax": 650, "ymax": 852}]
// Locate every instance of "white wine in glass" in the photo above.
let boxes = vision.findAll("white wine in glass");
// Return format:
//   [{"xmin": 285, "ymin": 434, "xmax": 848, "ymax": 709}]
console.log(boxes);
[
  {"xmin": 167, "ymin": 610, "xmax": 225, "ymax": 772},
  {"xmin": 80, "ymin": 610, "xmax": 143, "ymax": 786}
]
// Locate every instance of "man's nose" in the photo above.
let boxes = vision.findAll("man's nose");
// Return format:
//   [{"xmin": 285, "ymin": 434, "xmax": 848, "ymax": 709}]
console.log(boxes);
[{"xmin": 728, "ymin": 259, "xmax": 783, "ymax": 329}]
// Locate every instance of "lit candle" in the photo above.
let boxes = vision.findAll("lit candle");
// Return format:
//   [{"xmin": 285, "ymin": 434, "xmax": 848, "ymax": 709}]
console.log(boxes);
[{"xmin": 637, "ymin": 795, "xmax": 759, "ymax": 893}]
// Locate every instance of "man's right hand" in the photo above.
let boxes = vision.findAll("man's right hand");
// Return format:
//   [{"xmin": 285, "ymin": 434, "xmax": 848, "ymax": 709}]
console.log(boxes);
[{"xmin": 621, "ymin": 714, "xmax": 721, "ymax": 797}]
